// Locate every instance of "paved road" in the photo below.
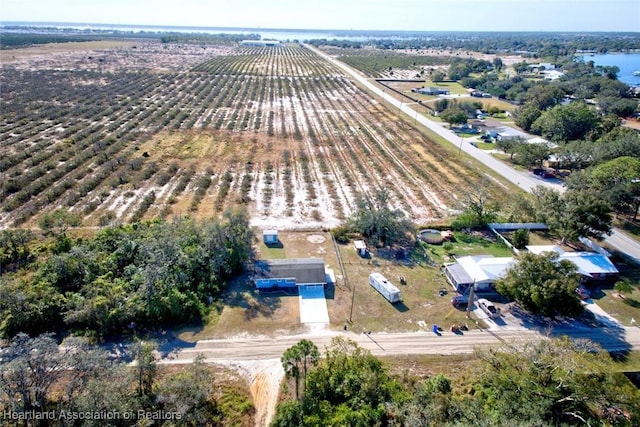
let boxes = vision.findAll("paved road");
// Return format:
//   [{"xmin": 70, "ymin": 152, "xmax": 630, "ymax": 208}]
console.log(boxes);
[{"xmin": 306, "ymin": 44, "xmax": 640, "ymax": 261}]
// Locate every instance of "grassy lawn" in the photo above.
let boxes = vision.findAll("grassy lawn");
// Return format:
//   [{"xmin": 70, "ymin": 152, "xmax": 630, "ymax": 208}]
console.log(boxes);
[
  {"xmin": 479, "ymin": 98, "xmax": 517, "ymax": 113},
  {"xmin": 472, "ymin": 141, "xmax": 495, "ymax": 150},
  {"xmin": 613, "ymin": 351, "xmax": 640, "ymax": 372},
  {"xmin": 592, "ymin": 286, "xmax": 640, "ymax": 327},
  {"xmin": 335, "ymin": 243, "xmax": 471, "ymax": 333},
  {"xmin": 423, "ymin": 80, "xmax": 468, "ymax": 95},
  {"xmin": 456, "ymin": 131, "xmax": 481, "ymax": 138},
  {"xmin": 424, "ymin": 231, "xmax": 514, "ymax": 263}
]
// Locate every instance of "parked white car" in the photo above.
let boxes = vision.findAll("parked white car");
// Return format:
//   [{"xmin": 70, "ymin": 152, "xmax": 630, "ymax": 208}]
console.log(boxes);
[{"xmin": 477, "ymin": 298, "xmax": 500, "ymax": 319}]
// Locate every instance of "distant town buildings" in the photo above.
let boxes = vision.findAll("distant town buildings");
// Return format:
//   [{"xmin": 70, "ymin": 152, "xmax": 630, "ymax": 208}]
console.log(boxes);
[{"xmin": 241, "ymin": 40, "xmax": 282, "ymax": 47}]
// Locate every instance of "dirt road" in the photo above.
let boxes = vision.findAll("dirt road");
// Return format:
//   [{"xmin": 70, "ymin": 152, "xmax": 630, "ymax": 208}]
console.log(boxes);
[{"xmin": 160, "ymin": 326, "xmax": 640, "ymax": 366}]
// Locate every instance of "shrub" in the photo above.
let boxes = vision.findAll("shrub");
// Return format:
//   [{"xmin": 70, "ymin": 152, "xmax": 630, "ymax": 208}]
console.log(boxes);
[{"xmin": 512, "ymin": 229, "xmax": 529, "ymax": 249}]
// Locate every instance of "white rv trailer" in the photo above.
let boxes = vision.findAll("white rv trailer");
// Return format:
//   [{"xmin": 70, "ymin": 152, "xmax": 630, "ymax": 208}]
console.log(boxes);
[{"xmin": 368, "ymin": 272, "xmax": 402, "ymax": 303}]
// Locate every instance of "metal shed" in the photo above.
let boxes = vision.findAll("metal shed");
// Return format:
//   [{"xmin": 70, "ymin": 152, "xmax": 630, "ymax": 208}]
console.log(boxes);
[{"xmin": 263, "ymin": 229, "xmax": 278, "ymax": 245}]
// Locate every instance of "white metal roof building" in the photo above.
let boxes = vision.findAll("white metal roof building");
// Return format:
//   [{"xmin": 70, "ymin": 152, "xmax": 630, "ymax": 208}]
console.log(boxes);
[
  {"xmin": 446, "ymin": 249, "xmax": 618, "ymax": 294},
  {"xmin": 526, "ymin": 245, "xmax": 619, "ymax": 278},
  {"xmin": 445, "ymin": 256, "xmax": 516, "ymax": 293}
]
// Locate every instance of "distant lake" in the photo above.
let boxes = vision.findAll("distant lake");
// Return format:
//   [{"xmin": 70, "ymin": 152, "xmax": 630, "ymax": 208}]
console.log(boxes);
[
  {"xmin": 579, "ymin": 53, "xmax": 640, "ymax": 87},
  {"xmin": 1, "ymin": 21, "xmax": 418, "ymax": 42}
]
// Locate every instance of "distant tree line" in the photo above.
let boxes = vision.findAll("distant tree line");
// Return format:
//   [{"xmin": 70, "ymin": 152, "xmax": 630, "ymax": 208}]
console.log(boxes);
[
  {"xmin": 160, "ymin": 33, "xmax": 260, "ymax": 45},
  {"xmin": 0, "ymin": 27, "xmax": 260, "ymax": 50},
  {"xmin": 0, "ymin": 33, "xmax": 102, "ymax": 49},
  {"xmin": 310, "ymin": 32, "xmax": 640, "ymax": 57}
]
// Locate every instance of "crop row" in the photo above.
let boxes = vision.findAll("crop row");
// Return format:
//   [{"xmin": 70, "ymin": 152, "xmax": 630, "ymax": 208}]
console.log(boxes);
[{"xmin": 1, "ymin": 43, "xmax": 494, "ymax": 228}]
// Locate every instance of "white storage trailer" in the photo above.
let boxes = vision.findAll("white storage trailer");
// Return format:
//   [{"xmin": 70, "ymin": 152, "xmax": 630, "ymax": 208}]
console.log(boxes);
[{"xmin": 368, "ymin": 273, "xmax": 402, "ymax": 303}]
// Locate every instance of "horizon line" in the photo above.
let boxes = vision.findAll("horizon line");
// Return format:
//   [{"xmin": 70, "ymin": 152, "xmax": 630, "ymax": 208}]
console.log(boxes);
[{"xmin": 2, "ymin": 20, "xmax": 639, "ymax": 35}]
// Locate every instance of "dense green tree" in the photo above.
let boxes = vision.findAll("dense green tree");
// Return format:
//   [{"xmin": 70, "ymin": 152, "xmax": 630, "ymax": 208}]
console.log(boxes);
[
  {"xmin": 275, "ymin": 337, "xmax": 640, "ymax": 425},
  {"xmin": 495, "ymin": 136, "xmax": 527, "ymax": 160},
  {"xmin": 434, "ymin": 97, "xmax": 449, "ymax": 112},
  {"xmin": 348, "ymin": 187, "xmax": 414, "ymax": 247},
  {"xmin": 514, "ymin": 103, "xmax": 542, "ymax": 131},
  {"xmin": 298, "ymin": 337, "xmax": 406, "ymax": 426},
  {"xmin": 38, "ymin": 208, "xmax": 81, "ymax": 236},
  {"xmin": 530, "ymin": 102, "xmax": 601, "ymax": 143},
  {"xmin": 588, "ymin": 156, "xmax": 640, "ymax": 218},
  {"xmin": 592, "ymin": 126, "xmax": 640, "ymax": 164},
  {"xmin": 512, "ymin": 228, "xmax": 530, "ymax": 249},
  {"xmin": 532, "ymin": 186, "xmax": 612, "ymax": 243},
  {"xmin": 556, "ymin": 139, "xmax": 595, "ymax": 171},
  {"xmin": 495, "ymin": 252, "xmax": 583, "ymax": 317},
  {"xmin": 513, "ymin": 141, "xmax": 552, "ymax": 168},
  {"xmin": 595, "ymin": 64, "xmax": 620, "ymax": 80},
  {"xmin": 492, "ymin": 57, "xmax": 503, "ymax": 72},
  {"xmin": 598, "ymin": 96, "xmax": 638, "ymax": 117},
  {"xmin": 0, "ymin": 212, "xmax": 256, "ymax": 339},
  {"xmin": 0, "ymin": 229, "xmax": 34, "ymax": 273},
  {"xmin": 432, "ymin": 71, "xmax": 446, "ymax": 82},
  {"xmin": 468, "ymin": 338, "xmax": 640, "ymax": 425},
  {"xmin": 0, "ymin": 279, "xmax": 66, "ymax": 338},
  {"xmin": 524, "ymin": 84, "xmax": 565, "ymax": 110},
  {"xmin": 440, "ymin": 106, "xmax": 468, "ymax": 127},
  {"xmin": 459, "ymin": 101, "xmax": 482, "ymax": 117},
  {"xmin": 447, "ymin": 59, "xmax": 473, "ymax": 80}
]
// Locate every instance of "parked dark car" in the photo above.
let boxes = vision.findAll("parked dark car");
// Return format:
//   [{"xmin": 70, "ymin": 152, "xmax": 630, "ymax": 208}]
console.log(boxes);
[
  {"xmin": 451, "ymin": 295, "xmax": 469, "ymax": 309},
  {"xmin": 541, "ymin": 171, "xmax": 554, "ymax": 179},
  {"xmin": 532, "ymin": 168, "xmax": 544, "ymax": 176}
]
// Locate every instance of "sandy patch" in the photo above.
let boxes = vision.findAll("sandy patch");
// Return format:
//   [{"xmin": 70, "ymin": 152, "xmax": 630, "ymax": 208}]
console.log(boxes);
[
  {"xmin": 219, "ymin": 358, "xmax": 284, "ymax": 427},
  {"xmin": 306, "ymin": 234, "xmax": 326, "ymax": 243}
]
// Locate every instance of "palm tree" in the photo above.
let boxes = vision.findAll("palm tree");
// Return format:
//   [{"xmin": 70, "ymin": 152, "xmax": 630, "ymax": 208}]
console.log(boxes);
[{"xmin": 281, "ymin": 339, "xmax": 319, "ymax": 400}]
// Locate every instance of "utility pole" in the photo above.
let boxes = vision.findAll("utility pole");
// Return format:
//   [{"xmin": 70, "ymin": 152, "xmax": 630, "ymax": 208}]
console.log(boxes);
[
  {"xmin": 466, "ymin": 280, "xmax": 475, "ymax": 318},
  {"xmin": 349, "ymin": 279, "xmax": 356, "ymax": 324}
]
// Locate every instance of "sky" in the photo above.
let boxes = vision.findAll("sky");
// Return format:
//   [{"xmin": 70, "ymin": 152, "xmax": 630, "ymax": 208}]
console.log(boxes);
[{"xmin": 1, "ymin": 0, "xmax": 639, "ymax": 32}]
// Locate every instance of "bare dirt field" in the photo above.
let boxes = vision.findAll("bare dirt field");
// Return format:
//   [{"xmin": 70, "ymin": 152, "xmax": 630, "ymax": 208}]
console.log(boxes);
[{"xmin": 1, "ymin": 40, "xmax": 505, "ymax": 231}]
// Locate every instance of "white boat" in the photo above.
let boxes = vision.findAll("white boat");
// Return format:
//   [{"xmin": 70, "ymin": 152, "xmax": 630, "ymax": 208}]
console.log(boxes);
[{"xmin": 634, "ymin": 71, "xmax": 640, "ymax": 76}]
